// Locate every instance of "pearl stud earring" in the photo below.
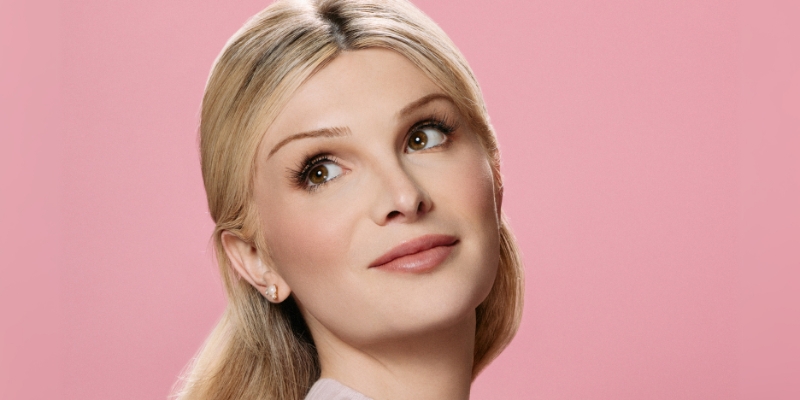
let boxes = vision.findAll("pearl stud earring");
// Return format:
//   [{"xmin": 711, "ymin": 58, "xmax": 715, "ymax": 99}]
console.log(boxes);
[{"xmin": 265, "ymin": 284, "xmax": 278, "ymax": 301}]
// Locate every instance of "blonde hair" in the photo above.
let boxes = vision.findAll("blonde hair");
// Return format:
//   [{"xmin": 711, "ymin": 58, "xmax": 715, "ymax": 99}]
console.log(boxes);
[{"xmin": 174, "ymin": 0, "xmax": 524, "ymax": 398}]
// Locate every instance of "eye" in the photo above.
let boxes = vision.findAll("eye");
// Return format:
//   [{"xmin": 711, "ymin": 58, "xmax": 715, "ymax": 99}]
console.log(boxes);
[
  {"xmin": 306, "ymin": 161, "xmax": 343, "ymax": 187},
  {"xmin": 407, "ymin": 126, "xmax": 448, "ymax": 152}
]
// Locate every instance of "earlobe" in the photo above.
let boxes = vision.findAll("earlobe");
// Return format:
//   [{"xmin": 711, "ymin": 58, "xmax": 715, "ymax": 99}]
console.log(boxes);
[
  {"xmin": 263, "ymin": 269, "xmax": 292, "ymax": 304},
  {"xmin": 261, "ymin": 268, "xmax": 292, "ymax": 303},
  {"xmin": 264, "ymin": 283, "xmax": 278, "ymax": 301},
  {"xmin": 220, "ymin": 231, "xmax": 292, "ymax": 303}
]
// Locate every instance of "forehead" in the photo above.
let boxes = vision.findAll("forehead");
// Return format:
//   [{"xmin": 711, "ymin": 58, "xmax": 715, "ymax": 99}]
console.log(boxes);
[{"xmin": 259, "ymin": 48, "xmax": 443, "ymax": 149}]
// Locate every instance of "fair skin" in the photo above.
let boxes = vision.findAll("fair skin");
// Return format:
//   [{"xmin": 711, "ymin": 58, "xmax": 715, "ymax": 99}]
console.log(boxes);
[{"xmin": 222, "ymin": 49, "xmax": 501, "ymax": 400}]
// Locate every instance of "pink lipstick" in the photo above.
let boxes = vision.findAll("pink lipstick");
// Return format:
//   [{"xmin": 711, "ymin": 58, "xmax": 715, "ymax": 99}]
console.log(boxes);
[{"xmin": 369, "ymin": 234, "xmax": 458, "ymax": 273}]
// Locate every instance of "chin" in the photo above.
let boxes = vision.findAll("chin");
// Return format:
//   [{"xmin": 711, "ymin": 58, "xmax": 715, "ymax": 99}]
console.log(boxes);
[{"xmin": 372, "ymin": 254, "xmax": 499, "ymax": 342}]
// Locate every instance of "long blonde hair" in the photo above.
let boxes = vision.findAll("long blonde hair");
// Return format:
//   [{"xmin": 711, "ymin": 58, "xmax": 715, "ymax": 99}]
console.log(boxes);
[{"xmin": 174, "ymin": 0, "xmax": 524, "ymax": 398}]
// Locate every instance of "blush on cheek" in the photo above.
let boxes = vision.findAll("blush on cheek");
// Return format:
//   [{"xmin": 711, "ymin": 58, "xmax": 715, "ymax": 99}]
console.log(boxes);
[
  {"xmin": 444, "ymin": 152, "xmax": 497, "ymax": 223},
  {"xmin": 438, "ymin": 149, "xmax": 501, "ymax": 296},
  {"xmin": 257, "ymin": 197, "xmax": 353, "ymax": 287}
]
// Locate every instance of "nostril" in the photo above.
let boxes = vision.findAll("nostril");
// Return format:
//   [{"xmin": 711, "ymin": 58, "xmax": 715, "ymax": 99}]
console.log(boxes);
[{"xmin": 387, "ymin": 210, "xmax": 401, "ymax": 220}]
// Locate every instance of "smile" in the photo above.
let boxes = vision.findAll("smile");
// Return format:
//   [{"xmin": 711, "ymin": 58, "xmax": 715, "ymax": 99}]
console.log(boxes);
[{"xmin": 368, "ymin": 234, "xmax": 459, "ymax": 273}]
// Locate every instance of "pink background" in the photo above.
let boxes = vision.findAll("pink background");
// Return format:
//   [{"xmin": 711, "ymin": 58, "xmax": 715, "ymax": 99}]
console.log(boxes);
[{"xmin": 1, "ymin": 0, "xmax": 798, "ymax": 399}]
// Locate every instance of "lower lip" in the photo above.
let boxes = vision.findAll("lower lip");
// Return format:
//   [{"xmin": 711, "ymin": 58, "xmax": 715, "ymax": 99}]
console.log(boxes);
[{"xmin": 372, "ymin": 243, "xmax": 456, "ymax": 273}]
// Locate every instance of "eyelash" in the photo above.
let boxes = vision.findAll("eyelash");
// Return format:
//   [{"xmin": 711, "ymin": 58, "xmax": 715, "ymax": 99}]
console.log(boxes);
[
  {"xmin": 406, "ymin": 113, "xmax": 459, "ymax": 149},
  {"xmin": 289, "ymin": 114, "xmax": 459, "ymax": 192},
  {"xmin": 288, "ymin": 154, "xmax": 342, "ymax": 192}
]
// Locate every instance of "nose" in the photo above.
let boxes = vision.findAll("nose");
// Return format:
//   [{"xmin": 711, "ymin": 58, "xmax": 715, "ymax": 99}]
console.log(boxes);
[{"xmin": 369, "ymin": 160, "xmax": 432, "ymax": 226}]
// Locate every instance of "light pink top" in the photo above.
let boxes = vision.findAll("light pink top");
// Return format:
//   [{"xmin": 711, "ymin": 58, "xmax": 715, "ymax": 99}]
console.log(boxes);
[{"xmin": 304, "ymin": 379, "xmax": 373, "ymax": 400}]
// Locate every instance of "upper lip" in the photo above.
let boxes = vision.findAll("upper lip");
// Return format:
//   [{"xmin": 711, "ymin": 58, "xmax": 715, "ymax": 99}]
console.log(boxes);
[{"xmin": 368, "ymin": 234, "xmax": 459, "ymax": 268}]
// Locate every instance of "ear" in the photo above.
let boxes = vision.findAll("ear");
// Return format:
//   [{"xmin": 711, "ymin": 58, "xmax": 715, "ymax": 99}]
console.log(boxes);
[{"xmin": 220, "ymin": 231, "xmax": 292, "ymax": 303}]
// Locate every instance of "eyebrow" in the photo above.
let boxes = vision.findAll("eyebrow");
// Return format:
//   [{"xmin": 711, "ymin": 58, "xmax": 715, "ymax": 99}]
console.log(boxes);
[
  {"xmin": 267, "ymin": 126, "xmax": 351, "ymax": 158},
  {"xmin": 266, "ymin": 93, "xmax": 455, "ymax": 159},
  {"xmin": 397, "ymin": 93, "xmax": 454, "ymax": 118}
]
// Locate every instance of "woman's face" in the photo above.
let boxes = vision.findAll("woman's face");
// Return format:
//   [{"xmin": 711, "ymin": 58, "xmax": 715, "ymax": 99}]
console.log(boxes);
[{"xmin": 253, "ymin": 49, "xmax": 500, "ymax": 346}]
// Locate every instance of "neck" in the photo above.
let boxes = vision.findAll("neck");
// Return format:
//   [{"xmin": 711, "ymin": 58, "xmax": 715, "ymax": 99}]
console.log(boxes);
[{"xmin": 313, "ymin": 312, "xmax": 476, "ymax": 400}]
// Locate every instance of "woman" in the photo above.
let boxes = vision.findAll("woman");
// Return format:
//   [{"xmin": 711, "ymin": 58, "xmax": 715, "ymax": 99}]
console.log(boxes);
[{"xmin": 174, "ymin": 0, "xmax": 524, "ymax": 398}]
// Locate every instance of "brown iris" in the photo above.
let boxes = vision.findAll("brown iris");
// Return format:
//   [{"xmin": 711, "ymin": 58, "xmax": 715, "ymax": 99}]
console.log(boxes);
[
  {"xmin": 408, "ymin": 130, "xmax": 428, "ymax": 151},
  {"xmin": 308, "ymin": 164, "xmax": 328, "ymax": 185}
]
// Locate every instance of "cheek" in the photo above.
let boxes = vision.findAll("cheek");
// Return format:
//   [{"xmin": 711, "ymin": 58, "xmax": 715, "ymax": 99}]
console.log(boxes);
[
  {"xmin": 455, "ymin": 158, "xmax": 502, "ymax": 306},
  {"xmin": 256, "ymin": 188, "xmax": 359, "ymax": 294},
  {"xmin": 460, "ymin": 160, "xmax": 496, "ymax": 220},
  {"xmin": 423, "ymin": 141, "xmax": 501, "ymax": 302},
  {"xmin": 433, "ymin": 145, "xmax": 498, "ymax": 230}
]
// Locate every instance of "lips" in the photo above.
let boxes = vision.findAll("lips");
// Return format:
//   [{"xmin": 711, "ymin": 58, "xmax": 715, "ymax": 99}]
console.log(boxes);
[{"xmin": 368, "ymin": 234, "xmax": 459, "ymax": 272}]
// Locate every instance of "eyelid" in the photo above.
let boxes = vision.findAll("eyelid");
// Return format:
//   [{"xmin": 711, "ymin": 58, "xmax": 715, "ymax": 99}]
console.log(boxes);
[
  {"xmin": 404, "ymin": 115, "xmax": 458, "ymax": 153},
  {"xmin": 307, "ymin": 161, "xmax": 344, "ymax": 190},
  {"xmin": 289, "ymin": 154, "xmax": 346, "ymax": 192}
]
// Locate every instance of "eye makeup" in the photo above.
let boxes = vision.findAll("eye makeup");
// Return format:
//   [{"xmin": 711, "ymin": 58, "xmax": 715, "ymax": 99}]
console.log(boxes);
[
  {"xmin": 405, "ymin": 112, "xmax": 459, "ymax": 149},
  {"xmin": 286, "ymin": 111, "xmax": 461, "ymax": 192},
  {"xmin": 287, "ymin": 153, "xmax": 343, "ymax": 192}
]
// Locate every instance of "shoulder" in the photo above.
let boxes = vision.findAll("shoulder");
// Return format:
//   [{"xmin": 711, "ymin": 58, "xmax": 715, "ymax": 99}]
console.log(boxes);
[{"xmin": 304, "ymin": 378, "xmax": 373, "ymax": 400}]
